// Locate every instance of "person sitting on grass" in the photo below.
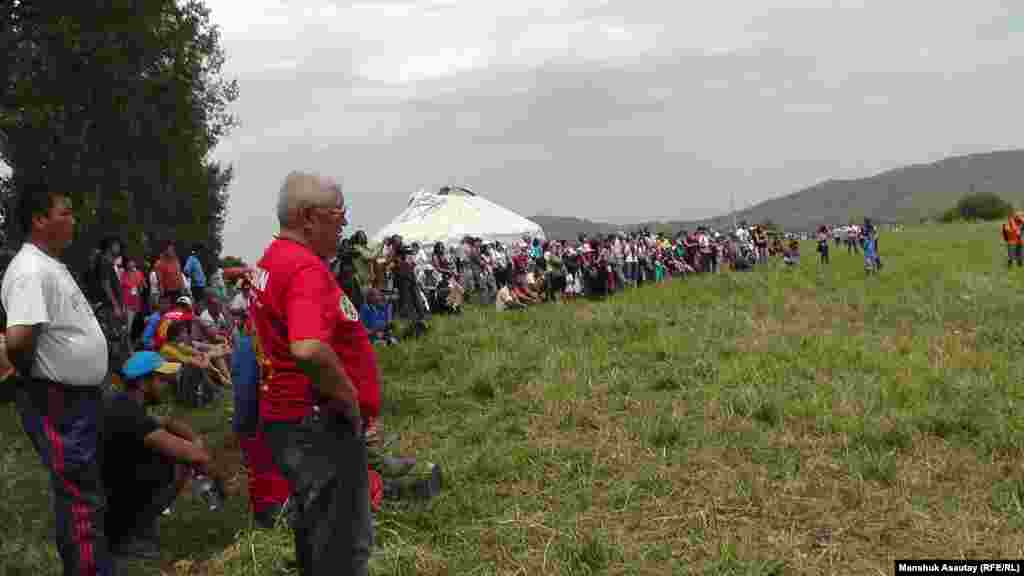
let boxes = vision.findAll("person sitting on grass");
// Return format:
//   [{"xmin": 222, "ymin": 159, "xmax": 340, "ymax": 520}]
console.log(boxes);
[
  {"xmin": 152, "ymin": 295, "xmax": 195, "ymax": 350},
  {"xmin": 496, "ymin": 282, "xmax": 525, "ymax": 311},
  {"xmin": 188, "ymin": 297, "xmax": 233, "ymax": 380},
  {"xmin": 102, "ymin": 351, "xmax": 227, "ymax": 560},
  {"xmin": 199, "ymin": 295, "xmax": 234, "ymax": 345},
  {"xmin": 142, "ymin": 294, "xmax": 173, "ymax": 351},
  {"xmin": 159, "ymin": 320, "xmax": 231, "ymax": 400},
  {"xmin": 360, "ymin": 288, "xmax": 398, "ymax": 345},
  {"xmin": 511, "ymin": 272, "xmax": 543, "ymax": 305}
]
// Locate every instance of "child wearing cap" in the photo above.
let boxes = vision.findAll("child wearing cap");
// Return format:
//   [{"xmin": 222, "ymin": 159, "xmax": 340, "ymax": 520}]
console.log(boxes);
[{"xmin": 102, "ymin": 351, "xmax": 225, "ymax": 559}]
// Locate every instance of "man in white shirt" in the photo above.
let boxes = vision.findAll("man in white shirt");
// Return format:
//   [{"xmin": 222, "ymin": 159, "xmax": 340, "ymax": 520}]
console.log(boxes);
[{"xmin": 2, "ymin": 180, "xmax": 115, "ymax": 574}]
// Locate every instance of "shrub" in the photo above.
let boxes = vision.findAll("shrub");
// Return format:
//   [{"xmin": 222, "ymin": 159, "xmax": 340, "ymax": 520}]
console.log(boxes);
[{"xmin": 946, "ymin": 192, "xmax": 1013, "ymax": 222}]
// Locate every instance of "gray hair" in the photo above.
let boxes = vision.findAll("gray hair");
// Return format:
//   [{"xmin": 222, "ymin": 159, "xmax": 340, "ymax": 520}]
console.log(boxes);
[{"xmin": 277, "ymin": 171, "xmax": 342, "ymax": 228}]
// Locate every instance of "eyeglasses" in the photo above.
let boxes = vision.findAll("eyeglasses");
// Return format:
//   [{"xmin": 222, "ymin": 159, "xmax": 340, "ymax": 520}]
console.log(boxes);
[{"xmin": 311, "ymin": 203, "xmax": 347, "ymax": 218}]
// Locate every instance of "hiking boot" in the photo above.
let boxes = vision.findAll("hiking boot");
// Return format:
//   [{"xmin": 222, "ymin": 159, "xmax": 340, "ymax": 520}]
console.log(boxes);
[{"xmin": 112, "ymin": 536, "xmax": 161, "ymax": 560}]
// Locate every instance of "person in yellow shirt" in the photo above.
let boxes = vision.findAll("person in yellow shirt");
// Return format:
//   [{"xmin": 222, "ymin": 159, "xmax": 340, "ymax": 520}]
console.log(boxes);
[{"xmin": 160, "ymin": 321, "xmax": 230, "ymax": 390}]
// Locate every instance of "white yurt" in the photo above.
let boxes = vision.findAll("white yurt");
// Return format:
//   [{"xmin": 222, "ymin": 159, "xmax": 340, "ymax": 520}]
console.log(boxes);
[{"xmin": 371, "ymin": 186, "xmax": 546, "ymax": 246}]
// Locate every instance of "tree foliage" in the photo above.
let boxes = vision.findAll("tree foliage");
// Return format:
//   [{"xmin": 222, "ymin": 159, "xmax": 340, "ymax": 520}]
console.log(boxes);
[
  {"xmin": 219, "ymin": 255, "xmax": 246, "ymax": 269},
  {"xmin": 0, "ymin": 1, "xmax": 238, "ymax": 271},
  {"xmin": 939, "ymin": 192, "xmax": 1013, "ymax": 223}
]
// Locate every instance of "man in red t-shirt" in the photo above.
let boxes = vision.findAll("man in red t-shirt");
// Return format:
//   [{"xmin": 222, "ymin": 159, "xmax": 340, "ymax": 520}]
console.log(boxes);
[
  {"xmin": 154, "ymin": 241, "xmax": 185, "ymax": 300},
  {"xmin": 252, "ymin": 171, "xmax": 374, "ymax": 575}
]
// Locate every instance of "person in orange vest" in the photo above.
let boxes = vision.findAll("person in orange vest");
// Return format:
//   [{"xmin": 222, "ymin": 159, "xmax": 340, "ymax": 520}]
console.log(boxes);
[{"xmin": 1002, "ymin": 213, "xmax": 1023, "ymax": 268}]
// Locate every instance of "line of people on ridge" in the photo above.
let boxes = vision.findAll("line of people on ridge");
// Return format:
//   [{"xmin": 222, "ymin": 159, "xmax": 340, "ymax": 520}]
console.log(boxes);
[{"xmin": 331, "ymin": 220, "xmax": 884, "ymax": 330}]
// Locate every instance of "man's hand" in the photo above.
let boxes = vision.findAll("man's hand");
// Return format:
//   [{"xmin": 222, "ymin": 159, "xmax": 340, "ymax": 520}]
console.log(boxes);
[{"xmin": 291, "ymin": 339, "xmax": 361, "ymax": 433}]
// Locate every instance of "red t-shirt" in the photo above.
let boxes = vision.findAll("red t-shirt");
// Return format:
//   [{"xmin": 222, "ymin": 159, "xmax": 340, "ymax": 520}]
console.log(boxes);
[
  {"xmin": 120, "ymin": 270, "xmax": 145, "ymax": 311},
  {"xmin": 155, "ymin": 257, "xmax": 184, "ymax": 292},
  {"xmin": 252, "ymin": 238, "xmax": 381, "ymax": 423},
  {"xmin": 152, "ymin": 308, "xmax": 194, "ymax": 351}
]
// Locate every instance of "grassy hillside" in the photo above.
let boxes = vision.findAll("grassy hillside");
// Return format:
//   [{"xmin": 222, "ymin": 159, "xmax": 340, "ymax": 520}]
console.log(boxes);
[
  {"xmin": 4, "ymin": 222, "xmax": 1024, "ymax": 575},
  {"xmin": 533, "ymin": 149, "xmax": 1024, "ymax": 237}
]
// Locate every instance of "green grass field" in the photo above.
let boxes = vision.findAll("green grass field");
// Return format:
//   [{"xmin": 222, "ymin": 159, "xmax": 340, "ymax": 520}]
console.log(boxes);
[{"xmin": 4, "ymin": 222, "xmax": 1024, "ymax": 575}]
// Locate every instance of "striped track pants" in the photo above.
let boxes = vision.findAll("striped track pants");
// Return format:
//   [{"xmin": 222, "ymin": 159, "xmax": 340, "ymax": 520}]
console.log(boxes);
[{"xmin": 16, "ymin": 380, "xmax": 115, "ymax": 576}]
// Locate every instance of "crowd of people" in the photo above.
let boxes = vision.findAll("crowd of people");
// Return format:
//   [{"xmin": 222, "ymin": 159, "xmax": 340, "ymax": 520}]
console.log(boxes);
[
  {"xmin": 0, "ymin": 169, "xmax": 887, "ymax": 576},
  {"xmin": 0, "ymin": 173, "xmax": 439, "ymax": 575},
  {"xmin": 335, "ymin": 219, "xmax": 885, "ymax": 331}
]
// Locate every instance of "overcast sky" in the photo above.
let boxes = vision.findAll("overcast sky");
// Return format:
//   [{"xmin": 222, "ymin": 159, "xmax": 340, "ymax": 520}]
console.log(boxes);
[{"xmin": 203, "ymin": 1, "xmax": 1022, "ymax": 262}]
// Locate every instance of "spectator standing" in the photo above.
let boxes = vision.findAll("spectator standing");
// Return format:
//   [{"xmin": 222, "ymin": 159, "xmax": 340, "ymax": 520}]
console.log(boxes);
[
  {"xmin": 121, "ymin": 258, "xmax": 146, "ymax": 344},
  {"xmin": 1, "ymin": 180, "xmax": 116, "ymax": 575},
  {"xmin": 230, "ymin": 299, "xmax": 293, "ymax": 529},
  {"xmin": 183, "ymin": 245, "xmax": 207, "ymax": 303},
  {"xmin": 1002, "ymin": 213, "xmax": 1023, "ymax": 268},
  {"xmin": 209, "ymin": 265, "xmax": 227, "ymax": 300},
  {"xmin": 149, "ymin": 257, "xmax": 162, "ymax": 309},
  {"xmin": 816, "ymin": 226, "xmax": 830, "ymax": 265},
  {"xmin": 91, "ymin": 237, "xmax": 127, "ymax": 361},
  {"xmin": 846, "ymin": 225, "xmax": 860, "ymax": 254},
  {"xmin": 230, "ymin": 276, "xmax": 254, "ymax": 319},
  {"xmin": 863, "ymin": 218, "xmax": 881, "ymax": 273},
  {"xmin": 251, "ymin": 171, "xmax": 374, "ymax": 575},
  {"xmin": 155, "ymin": 242, "xmax": 185, "ymax": 301}
]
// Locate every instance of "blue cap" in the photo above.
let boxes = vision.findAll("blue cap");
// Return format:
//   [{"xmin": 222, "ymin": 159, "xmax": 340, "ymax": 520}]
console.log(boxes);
[{"xmin": 122, "ymin": 351, "xmax": 181, "ymax": 381}]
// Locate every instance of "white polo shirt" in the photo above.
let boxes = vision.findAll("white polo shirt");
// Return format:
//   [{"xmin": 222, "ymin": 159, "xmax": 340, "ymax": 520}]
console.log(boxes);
[{"xmin": 1, "ymin": 243, "xmax": 108, "ymax": 387}]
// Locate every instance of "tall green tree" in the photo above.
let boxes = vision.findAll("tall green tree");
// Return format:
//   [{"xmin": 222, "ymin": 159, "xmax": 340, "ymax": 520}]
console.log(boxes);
[{"xmin": 0, "ymin": 1, "xmax": 238, "ymax": 271}]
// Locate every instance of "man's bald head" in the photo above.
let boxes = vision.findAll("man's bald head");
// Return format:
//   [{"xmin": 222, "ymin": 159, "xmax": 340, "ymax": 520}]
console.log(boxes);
[{"xmin": 277, "ymin": 171, "xmax": 343, "ymax": 229}]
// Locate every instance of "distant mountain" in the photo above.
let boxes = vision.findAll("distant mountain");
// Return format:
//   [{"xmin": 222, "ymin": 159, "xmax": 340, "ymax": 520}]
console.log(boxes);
[
  {"xmin": 530, "ymin": 215, "xmax": 621, "ymax": 240},
  {"xmin": 531, "ymin": 149, "xmax": 1024, "ymax": 236}
]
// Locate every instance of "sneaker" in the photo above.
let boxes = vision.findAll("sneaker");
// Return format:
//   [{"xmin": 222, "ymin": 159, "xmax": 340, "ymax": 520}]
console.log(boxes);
[
  {"xmin": 413, "ymin": 463, "xmax": 443, "ymax": 500},
  {"xmin": 112, "ymin": 537, "xmax": 161, "ymax": 560}
]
